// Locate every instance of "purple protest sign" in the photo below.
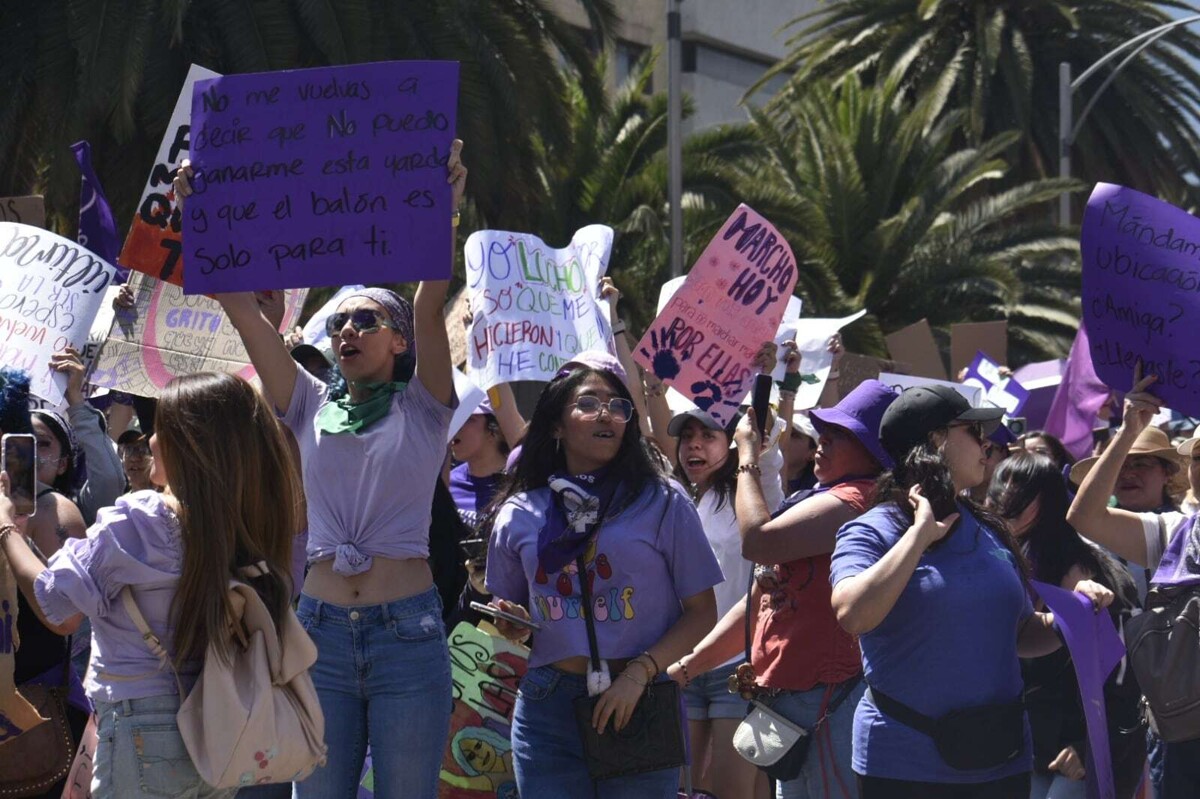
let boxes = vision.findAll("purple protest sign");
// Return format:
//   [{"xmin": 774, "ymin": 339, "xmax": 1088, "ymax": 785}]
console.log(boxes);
[
  {"xmin": 1031, "ymin": 580, "xmax": 1127, "ymax": 799},
  {"xmin": 962, "ymin": 350, "xmax": 1030, "ymax": 416},
  {"xmin": 1081, "ymin": 183, "xmax": 1200, "ymax": 415},
  {"xmin": 183, "ymin": 61, "xmax": 459, "ymax": 294}
]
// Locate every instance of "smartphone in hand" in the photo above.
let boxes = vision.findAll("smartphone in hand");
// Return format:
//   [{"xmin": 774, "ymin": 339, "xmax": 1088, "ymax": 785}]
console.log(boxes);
[{"xmin": 469, "ymin": 601, "xmax": 542, "ymax": 631}]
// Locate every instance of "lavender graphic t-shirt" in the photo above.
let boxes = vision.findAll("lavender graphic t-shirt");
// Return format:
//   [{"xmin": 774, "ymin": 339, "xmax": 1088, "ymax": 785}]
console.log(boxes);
[{"xmin": 486, "ymin": 479, "xmax": 723, "ymax": 669}]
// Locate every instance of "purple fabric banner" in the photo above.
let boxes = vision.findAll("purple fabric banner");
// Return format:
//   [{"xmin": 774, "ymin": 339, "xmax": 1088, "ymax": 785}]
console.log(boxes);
[
  {"xmin": 71, "ymin": 140, "xmax": 128, "ymax": 281},
  {"xmin": 1081, "ymin": 182, "xmax": 1200, "ymax": 416},
  {"xmin": 1031, "ymin": 580, "xmax": 1127, "ymax": 799},
  {"xmin": 183, "ymin": 60, "xmax": 459, "ymax": 294},
  {"xmin": 1045, "ymin": 324, "xmax": 1111, "ymax": 460}
]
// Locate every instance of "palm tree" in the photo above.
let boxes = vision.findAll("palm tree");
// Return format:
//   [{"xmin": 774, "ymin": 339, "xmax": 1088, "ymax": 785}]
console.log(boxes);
[
  {"xmin": 737, "ymin": 76, "xmax": 1083, "ymax": 361},
  {"xmin": 758, "ymin": 0, "xmax": 1200, "ymax": 207},
  {"xmin": 0, "ymin": 0, "xmax": 617, "ymax": 235}
]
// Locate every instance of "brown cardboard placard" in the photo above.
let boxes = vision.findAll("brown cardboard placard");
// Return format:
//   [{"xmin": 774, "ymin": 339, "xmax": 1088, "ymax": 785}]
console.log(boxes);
[
  {"xmin": 837, "ymin": 353, "xmax": 911, "ymax": 400},
  {"xmin": 885, "ymin": 319, "xmax": 947, "ymax": 380},
  {"xmin": 950, "ymin": 320, "xmax": 1007, "ymax": 378},
  {"xmin": 0, "ymin": 195, "xmax": 46, "ymax": 229}
]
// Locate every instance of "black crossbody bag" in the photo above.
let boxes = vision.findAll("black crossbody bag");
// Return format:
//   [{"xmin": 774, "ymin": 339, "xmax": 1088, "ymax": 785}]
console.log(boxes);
[{"xmin": 570, "ymin": 547, "xmax": 686, "ymax": 781}]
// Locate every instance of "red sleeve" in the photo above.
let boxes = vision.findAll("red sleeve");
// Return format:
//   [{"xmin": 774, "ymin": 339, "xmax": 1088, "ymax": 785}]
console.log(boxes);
[{"xmin": 828, "ymin": 479, "xmax": 875, "ymax": 514}]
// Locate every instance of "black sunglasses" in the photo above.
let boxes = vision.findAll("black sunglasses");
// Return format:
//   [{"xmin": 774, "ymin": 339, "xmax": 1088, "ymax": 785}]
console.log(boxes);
[
  {"xmin": 949, "ymin": 420, "xmax": 985, "ymax": 443},
  {"xmin": 325, "ymin": 309, "xmax": 395, "ymax": 337}
]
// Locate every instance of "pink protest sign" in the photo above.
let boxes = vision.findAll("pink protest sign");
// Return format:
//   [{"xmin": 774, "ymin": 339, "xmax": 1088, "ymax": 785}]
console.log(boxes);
[
  {"xmin": 1081, "ymin": 183, "xmax": 1200, "ymax": 414},
  {"xmin": 634, "ymin": 204, "xmax": 798, "ymax": 426}
]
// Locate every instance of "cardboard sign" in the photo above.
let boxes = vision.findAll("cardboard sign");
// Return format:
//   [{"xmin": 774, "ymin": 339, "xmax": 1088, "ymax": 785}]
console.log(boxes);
[
  {"xmin": 183, "ymin": 61, "xmax": 460, "ymax": 293},
  {"xmin": 634, "ymin": 205, "xmax": 799, "ymax": 426},
  {"xmin": 950, "ymin": 320, "xmax": 1007, "ymax": 377},
  {"xmin": 1081, "ymin": 183, "xmax": 1200, "ymax": 414},
  {"xmin": 89, "ymin": 270, "xmax": 306, "ymax": 398},
  {"xmin": 885, "ymin": 319, "xmax": 947, "ymax": 380},
  {"xmin": 0, "ymin": 223, "xmax": 122, "ymax": 405},
  {"xmin": 120, "ymin": 64, "xmax": 222, "ymax": 284},
  {"xmin": 773, "ymin": 311, "xmax": 868, "ymax": 410},
  {"xmin": 838, "ymin": 353, "xmax": 909, "ymax": 399},
  {"xmin": 0, "ymin": 196, "xmax": 46, "ymax": 230},
  {"xmin": 465, "ymin": 226, "xmax": 613, "ymax": 387}
]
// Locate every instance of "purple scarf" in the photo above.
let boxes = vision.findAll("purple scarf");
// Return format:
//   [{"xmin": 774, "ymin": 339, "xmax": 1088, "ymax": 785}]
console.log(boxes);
[
  {"xmin": 1151, "ymin": 513, "xmax": 1200, "ymax": 589},
  {"xmin": 536, "ymin": 469, "xmax": 621, "ymax": 573}
]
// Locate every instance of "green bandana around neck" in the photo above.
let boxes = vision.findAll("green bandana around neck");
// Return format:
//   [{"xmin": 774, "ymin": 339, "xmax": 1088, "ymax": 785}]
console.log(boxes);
[{"xmin": 315, "ymin": 381, "xmax": 408, "ymax": 435}]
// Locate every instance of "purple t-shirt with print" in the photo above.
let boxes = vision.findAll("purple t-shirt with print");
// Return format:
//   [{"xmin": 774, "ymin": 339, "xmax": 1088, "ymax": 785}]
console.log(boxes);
[
  {"xmin": 486, "ymin": 479, "xmax": 723, "ymax": 670},
  {"xmin": 448, "ymin": 462, "xmax": 501, "ymax": 530}
]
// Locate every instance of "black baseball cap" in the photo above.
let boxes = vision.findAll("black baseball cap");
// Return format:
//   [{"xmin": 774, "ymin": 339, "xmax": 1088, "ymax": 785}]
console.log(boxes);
[
  {"xmin": 667, "ymin": 408, "xmax": 742, "ymax": 438},
  {"xmin": 879, "ymin": 385, "xmax": 1004, "ymax": 466}
]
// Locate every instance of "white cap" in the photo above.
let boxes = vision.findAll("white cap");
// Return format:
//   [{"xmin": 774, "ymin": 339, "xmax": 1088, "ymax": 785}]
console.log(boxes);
[{"xmin": 791, "ymin": 411, "xmax": 817, "ymax": 441}]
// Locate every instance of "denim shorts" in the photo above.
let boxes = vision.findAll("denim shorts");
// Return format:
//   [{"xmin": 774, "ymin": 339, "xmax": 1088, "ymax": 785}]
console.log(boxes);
[
  {"xmin": 761, "ymin": 679, "xmax": 865, "ymax": 799},
  {"xmin": 511, "ymin": 665, "xmax": 679, "ymax": 799},
  {"xmin": 92, "ymin": 694, "xmax": 236, "ymax": 799},
  {"xmin": 683, "ymin": 660, "xmax": 747, "ymax": 721}
]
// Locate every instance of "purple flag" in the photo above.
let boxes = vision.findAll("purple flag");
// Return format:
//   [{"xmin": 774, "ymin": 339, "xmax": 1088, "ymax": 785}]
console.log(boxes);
[
  {"xmin": 1044, "ymin": 324, "xmax": 1110, "ymax": 460},
  {"xmin": 1149, "ymin": 514, "xmax": 1200, "ymax": 588},
  {"xmin": 71, "ymin": 140, "xmax": 128, "ymax": 280},
  {"xmin": 1031, "ymin": 580, "xmax": 1127, "ymax": 799}
]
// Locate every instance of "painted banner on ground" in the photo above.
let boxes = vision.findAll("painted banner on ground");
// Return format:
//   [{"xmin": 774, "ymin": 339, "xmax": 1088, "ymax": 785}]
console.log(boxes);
[
  {"xmin": 773, "ymin": 311, "xmax": 868, "ymax": 410},
  {"xmin": 0, "ymin": 223, "xmax": 122, "ymax": 405},
  {"xmin": 0, "ymin": 196, "xmax": 46, "ymax": 229},
  {"xmin": 1031, "ymin": 580, "xmax": 1126, "ymax": 799},
  {"xmin": 183, "ymin": 61, "xmax": 460, "ymax": 293},
  {"xmin": 1081, "ymin": 183, "xmax": 1200, "ymax": 414},
  {"xmin": 635, "ymin": 205, "xmax": 799, "ymax": 426},
  {"xmin": 89, "ymin": 270, "xmax": 306, "ymax": 398},
  {"xmin": 465, "ymin": 226, "xmax": 613, "ymax": 387},
  {"xmin": 120, "ymin": 64, "xmax": 221, "ymax": 285}
]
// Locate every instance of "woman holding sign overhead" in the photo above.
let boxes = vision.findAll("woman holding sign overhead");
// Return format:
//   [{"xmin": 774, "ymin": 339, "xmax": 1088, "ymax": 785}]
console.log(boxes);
[{"xmin": 175, "ymin": 142, "xmax": 466, "ymax": 799}]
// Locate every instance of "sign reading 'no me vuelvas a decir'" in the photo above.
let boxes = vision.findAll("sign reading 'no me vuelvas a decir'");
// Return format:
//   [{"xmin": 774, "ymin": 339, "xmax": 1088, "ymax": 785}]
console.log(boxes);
[
  {"xmin": 183, "ymin": 60, "xmax": 459, "ymax": 294},
  {"xmin": 1081, "ymin": 183, "xmax": 1200, "ymax": 415}
]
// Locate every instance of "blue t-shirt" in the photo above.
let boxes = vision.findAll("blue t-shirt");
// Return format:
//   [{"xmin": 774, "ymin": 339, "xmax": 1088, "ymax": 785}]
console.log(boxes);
[{"xmin": 830, "ymin": 503, "xmax": 1034, "ymax": 784}]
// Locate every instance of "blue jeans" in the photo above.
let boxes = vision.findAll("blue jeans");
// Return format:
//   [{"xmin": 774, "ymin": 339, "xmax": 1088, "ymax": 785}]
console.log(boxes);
[
  {"xmin": 1028, "ymin": 772, "xmax": 1086, "ymax": 799},
  {"xmin": 683, "ymin": 660, "xmax": 746, "ymax": 720},
  {"xmin": 511, "ymin": 665, "xmax": 678, "ymax": 799},
  {"xmin": 92, "ymin": 694, "xmax": 236, "ymax": 799},
  {"xmin": 294, "ymin": 588, "xmax": 452, "ymax": 799},
  {"xmin": 762, "ymin": 679, "xmax": 865, "ymax": 799}
]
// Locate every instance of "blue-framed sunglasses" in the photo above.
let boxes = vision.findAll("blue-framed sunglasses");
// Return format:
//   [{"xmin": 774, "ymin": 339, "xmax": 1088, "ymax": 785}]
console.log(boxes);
[{"xmin": 325, "ymin": 309, "xmax": 396, "ymax": 337}]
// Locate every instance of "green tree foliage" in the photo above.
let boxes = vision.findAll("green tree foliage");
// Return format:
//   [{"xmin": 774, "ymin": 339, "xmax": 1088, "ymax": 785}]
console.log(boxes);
[
  {"xmin": 760, "ymin": 0, "xmax": 1200, "ymax": 205},
  {"xmin": 0, "ymin": 0, "xmax": 617, "ymax": 234}
]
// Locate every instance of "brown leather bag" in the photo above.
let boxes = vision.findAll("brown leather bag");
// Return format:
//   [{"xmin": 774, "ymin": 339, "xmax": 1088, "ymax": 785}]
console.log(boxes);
[
  {"xmin": 1125, "ymin": 585, "xmax": 1200, "ymax": 743},
  {"xmin": 0, "ymin": 682, "xmax": 76, "ymax": 798}
]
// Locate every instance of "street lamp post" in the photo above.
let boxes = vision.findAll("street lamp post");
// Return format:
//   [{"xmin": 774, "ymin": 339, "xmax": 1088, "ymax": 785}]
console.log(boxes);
[
  {"xmin": 667, "ymin": 0, "xmax": 684, "ymax": 277},
  {"xmin": 1058, "ymin": 13, "xmax": 1200, "ymax": 225}
]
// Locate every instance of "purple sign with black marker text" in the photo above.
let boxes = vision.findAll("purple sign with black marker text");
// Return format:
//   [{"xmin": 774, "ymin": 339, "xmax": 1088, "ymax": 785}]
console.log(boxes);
[
  {"xmin": 1081, "ymin": 183, "xmax": 1200, "ymax": 414},
  {"xmin": 183, "ymin": 60, "xmax": 459, "ymax": 294}
]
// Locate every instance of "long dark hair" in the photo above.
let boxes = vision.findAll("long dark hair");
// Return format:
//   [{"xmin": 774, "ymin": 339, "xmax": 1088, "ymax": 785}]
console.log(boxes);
[
  {"xmin": 486, "ymin": 367, "xmax": 667, "ymax": 522},
  {"xmin": 156, "ymin": 373, "xmax": 301, "ymax": 666},
  {"xmin": 672, "ymin": 426, "xmax": 737, "ymax": 512},
  {"xmin": 875, "ymin": 431, "xmax": 1030, "ymax": 584},
  {"xmin": 989, "ymin": 454, "xmax": 1134, "ymax": 605}
]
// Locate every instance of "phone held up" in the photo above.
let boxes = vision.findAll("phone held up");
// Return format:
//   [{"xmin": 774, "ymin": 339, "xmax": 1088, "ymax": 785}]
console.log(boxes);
[
  {"xmin": 470, "ymin": 601, "xmax": 543, "ymax": 632},
  {"xmin": 2, "ymin": 433, "xmax": 37, "ymax": 517}
]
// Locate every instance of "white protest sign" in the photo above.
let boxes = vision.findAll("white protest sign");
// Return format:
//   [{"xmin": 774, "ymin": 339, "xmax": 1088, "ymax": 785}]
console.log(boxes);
[
  {"xmin": 0, "ymin": 223, "xmax": 122, "ymax": 405},
  {"xmin": 89, "ymin": 270, "xmax": 306, "ymax": 398},
  {"xmin": 465, "ymin": 226, "xmax": 613, "ymax": 388},
  {"xmin": 301, "ymin": 284, "xmax": 365, "ymax": 354},
  {"xmin": 447, "ymin": 368, "xmax": 488, "ymax": 444},
  {"xmin": 772, "ymin": 310, "xmax": 868, "ymax": 409}
]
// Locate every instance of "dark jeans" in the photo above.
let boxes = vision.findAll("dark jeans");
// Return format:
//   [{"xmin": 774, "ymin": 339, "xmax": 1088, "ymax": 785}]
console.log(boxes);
[
  {"xmin": 857, "ymin": 771, "xmax": 1030, "ymax": 799},
  {"xmin": 1160, "ymin": 736, "xmax": 1200, "ymax": 799}
]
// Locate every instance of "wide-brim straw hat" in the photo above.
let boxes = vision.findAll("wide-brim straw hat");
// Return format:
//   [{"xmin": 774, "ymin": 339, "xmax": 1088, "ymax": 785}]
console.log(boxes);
[{"xmin": 1069, "ymin": 427, "xmax": 1186, "ymax": 486}]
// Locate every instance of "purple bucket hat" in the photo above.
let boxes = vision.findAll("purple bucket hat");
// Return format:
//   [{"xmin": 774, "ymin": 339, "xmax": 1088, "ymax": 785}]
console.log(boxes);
[
  {"xmin": 809, "ymin": 379, "xmax": 899, "ymax": 470},
  {"xmin": 555, "ymin": 350, "xmax": 627, "ymax": 382}
]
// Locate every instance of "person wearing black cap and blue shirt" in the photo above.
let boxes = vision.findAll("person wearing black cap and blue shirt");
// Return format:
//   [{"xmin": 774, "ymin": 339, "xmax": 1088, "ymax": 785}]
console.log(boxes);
[{"xmin": 829, "ymin": 385, "xmax": 1115, "ymax": 798}]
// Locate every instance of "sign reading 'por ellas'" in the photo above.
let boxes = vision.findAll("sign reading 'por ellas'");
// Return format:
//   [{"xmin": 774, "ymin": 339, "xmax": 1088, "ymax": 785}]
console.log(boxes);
[
  {"xmin": 634, "ymin": 204, "xmax": 799, "ymax": 426},
  {"xmin": 1081, "ymin": 183, "xmax": 1200, "ymax": 414},
  {"xmin": 0, "ymin": 223, "xmax": 121, "ymax": 405},
  {"xmin": 465, "ymin": 226, "xmax": 613, "ymax": 388},
  {"xmin": 182, "ymin": 60, "xmax": 459, "ymax": 294}
]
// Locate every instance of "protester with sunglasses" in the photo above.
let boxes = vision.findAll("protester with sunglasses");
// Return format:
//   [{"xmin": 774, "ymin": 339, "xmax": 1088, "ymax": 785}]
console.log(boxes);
[
  {"xmin": 484, "ymin": 353, "xmax": 722, "ymax": 799},
  {"xmin": 174, "ymin": 141, "xmax": 466, "ymax": 799},
  {"xmin": 118, "ymin": 430, "xmax": 157, "ymax": 493},
  {"xmin": 672, "ymin": 379, "xmax": 898, "ymax": 799},
  {"xmin": 988, "ymin": 454, "xmax": 1144, "ymax": 799},
  {"xmin": 830, "ymin": 385, "xmax": 1112, "ymax": 798}
]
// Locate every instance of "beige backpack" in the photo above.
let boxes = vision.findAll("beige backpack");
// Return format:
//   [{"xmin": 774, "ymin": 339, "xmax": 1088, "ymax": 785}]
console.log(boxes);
[{"xmin": 121, "ymin": 563, "xmax": 327, "ymax": 788}]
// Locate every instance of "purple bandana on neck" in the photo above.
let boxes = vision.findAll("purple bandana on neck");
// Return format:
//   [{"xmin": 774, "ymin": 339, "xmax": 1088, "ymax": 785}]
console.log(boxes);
[
  {"xmin": 1151, "ymin": 514, "xmax": 1200, "ymax": 589},
  {"xmin": 536, "ymin": 468, "xmax": 621, "ymax": 573}
]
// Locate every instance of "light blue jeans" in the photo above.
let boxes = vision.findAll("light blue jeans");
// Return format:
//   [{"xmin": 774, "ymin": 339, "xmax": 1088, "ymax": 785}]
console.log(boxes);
[
  {"xmin": 92, "ymin": 694, "xmax": 235, "ymax": 799},
  {"xmin": 761, "ymin": 679, "xmax": 865, "ymax": 799},
  {"xmin": 293, "ymin": 588, "xmax": 452, "ymax": 799},
  {"xmin": 511, "ymin": 665, "xmax": 679, "ymax": 799},
  {"xmin": 1028, "ymin": 772, "xmax": 1086, "ymax": 799}
]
